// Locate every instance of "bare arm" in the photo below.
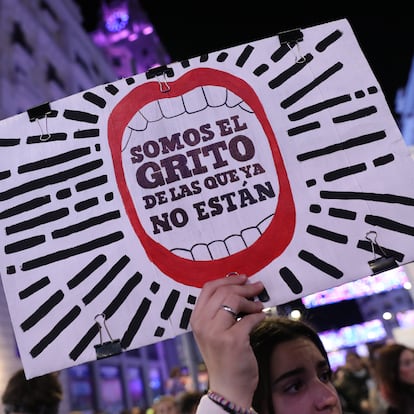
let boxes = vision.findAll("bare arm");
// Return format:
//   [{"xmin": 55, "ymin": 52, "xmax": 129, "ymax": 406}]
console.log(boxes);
[{"xmin": 190, "ymin": 274, "xmax": 265, "ymax": 411}]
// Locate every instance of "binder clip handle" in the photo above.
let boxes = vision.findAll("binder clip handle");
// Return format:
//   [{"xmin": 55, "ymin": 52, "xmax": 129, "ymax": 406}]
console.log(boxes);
[
  {"xmin": 95, "ymin": 313, "xmax": 113, "ymax": 343},
  {"xmin": 94, "ymin": 313, "xmax": 122, "ymax": 360},
  {"xmin": 365, "ymin": 231, "xmax": 398, "ymax": 275},
  {"xmin": 27, "ymin": 102, "xmax": 52, "ymax": 141},
  {"xmin": 145, "ymin": 65, "xmax": 174, "ymax": 93}
]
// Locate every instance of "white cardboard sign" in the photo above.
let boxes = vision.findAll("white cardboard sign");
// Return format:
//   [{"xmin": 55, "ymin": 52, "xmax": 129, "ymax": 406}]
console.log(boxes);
[{"xmin": 1, "ymin": 18, "xmax": 414, "ymax": 377}]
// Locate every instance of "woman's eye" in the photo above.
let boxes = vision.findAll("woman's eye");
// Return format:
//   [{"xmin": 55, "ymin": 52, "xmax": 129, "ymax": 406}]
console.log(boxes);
[
  {"xmin": 284, "ymin": 381, "xmax": 303, "ymax": 394},
  {"xmin": 319, "ymin": 369, "xmax": 332, "ymax": 383}
]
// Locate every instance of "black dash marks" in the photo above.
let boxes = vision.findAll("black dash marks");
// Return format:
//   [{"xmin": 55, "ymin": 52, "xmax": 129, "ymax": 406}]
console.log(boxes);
[
  {"xmin": 30, "ymin": 306, "xmax": 81, "ymax": 358},
  {"xmin": 315, "ymin": 29, "xmax": 343, "ymax": 52},
  {"xmin": 121, "ymin": 298, "xmax": 151, "ymax": 347},
  {"xmin": 63, "ymin": 110, "xmax": 98, "ymax": 124},
  {"xmin": 235, "ymin": 45, "xmax": 254, "ymax": 67},
  {"xmin": 298, "ymin": 250, "xmax": 343, "ymax": 279},
  {"xmin": 67, "ymin": 254, "xmax": 107, "ymax": 289},
  {"xmin": 82, "ymin": 255, "xmax": 130, "ymax": 305},
  {"xmin": 160, "ymin": 290, "xmax": 180, "ymax": 320},
  {"xmin": 19, "ymin": 276, "xmax": 50, "ymax": 299},
  {"xmin": 21, "ymin": 231, "xmax": 124, "ymax": 271},
  {"xmin": 279, "ymin": 267, "xmax": 303, "ymax": 294},
  {"xmin": 20, "ymin": 290, "xmax": 64, "ymax": 331},
  {"xmin": 82, "ymin": 92, "xmax": 107, "ymax": 108}
]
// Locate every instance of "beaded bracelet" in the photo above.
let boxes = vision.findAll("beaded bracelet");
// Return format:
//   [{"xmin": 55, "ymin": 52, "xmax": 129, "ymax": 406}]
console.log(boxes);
[{"xmin": 207, "ymin": 390, "xmax": 259, "ymax": 414}]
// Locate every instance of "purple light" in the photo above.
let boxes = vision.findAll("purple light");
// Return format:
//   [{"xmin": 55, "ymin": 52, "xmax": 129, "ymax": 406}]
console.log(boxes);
[
  {"xmin": 142, "ymin": 25, "xmax": 154, "ymax": 35},
  {"xmin": 105, "ymin": 10, "xmax": 129, "ymax": 33},
  {"xmin": 302, "ymin": 267, "xmax": 409, "ymax": 308}
]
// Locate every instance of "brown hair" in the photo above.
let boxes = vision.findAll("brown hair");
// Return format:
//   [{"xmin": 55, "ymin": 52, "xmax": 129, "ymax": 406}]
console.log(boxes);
[
  {"xmin": 375, "ymin": 343, "xmax": 414, "ymax": 413},
  {"xmin": 250, "ymin": 316, "xmax": 330, "ymax": 413},
  {"xmin": 152, "ymin": 395, "xmax": 178, "ymax": 414},
  {"xmin": 2, "ymin": 369, "xmax": 62, "ymax": 414},
  {"xmin": 177, "ymin": 391, "xmax": 204, "ymax": 414}
]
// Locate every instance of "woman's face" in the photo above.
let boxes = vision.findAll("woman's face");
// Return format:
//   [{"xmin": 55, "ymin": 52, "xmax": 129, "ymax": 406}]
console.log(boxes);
[
  {"xmin": 269, "ymin": 337, "xmax": 342, "ymax": 414},
  {"xmin": 399, "ymin": 348, "xmax": 414, "ymax": 385}
]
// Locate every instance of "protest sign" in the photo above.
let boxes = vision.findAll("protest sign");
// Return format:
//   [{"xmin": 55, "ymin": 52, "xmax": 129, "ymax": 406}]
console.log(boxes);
[{"xmin": 1, "ymin": 18, "xmax": 413, "ymax": 377}]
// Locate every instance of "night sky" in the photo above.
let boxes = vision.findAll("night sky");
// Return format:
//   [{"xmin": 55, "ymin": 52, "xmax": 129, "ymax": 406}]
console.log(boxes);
[
  {"xmin": 142, "ymin": 8, "xmax": 414, "ymax": 116},
  {"xmin": 76, "ymin": 2, "xmax": 414, "ymax": 115}
]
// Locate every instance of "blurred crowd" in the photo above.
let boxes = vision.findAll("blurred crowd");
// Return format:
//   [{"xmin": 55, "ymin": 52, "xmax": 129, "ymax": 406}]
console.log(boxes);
[
  {"xmin": 333, "ymin": 343, "xmax": 414, "ymax": 414},
  {"xmin": 1, "ymin": 340, "xmax": 413, "ymax": 414}
]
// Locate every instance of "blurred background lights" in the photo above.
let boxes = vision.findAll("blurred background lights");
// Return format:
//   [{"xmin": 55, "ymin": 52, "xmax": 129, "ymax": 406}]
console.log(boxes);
[
  {"xmin": 404, "ymin": 281, "xmax": 412, "ymax": 290},
  {"xmin": 142, "ymin": 24, "xmax": 153, "ymax": 35},
  {"xmin": 382, "ymin": 311, "xmax": 393, "ymax": 320},
  {"xmin": 290, "ymin": 309, "xmax": 302, "ymax": 320}
]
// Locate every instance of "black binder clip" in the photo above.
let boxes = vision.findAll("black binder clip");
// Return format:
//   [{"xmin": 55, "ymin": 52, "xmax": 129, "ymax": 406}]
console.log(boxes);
[
  {"xmin": 27, "ymin": 102, "xmax": 52, "ymax": 121},
  {"xmin": 278, "ymin": 28, "xmax": 305, "ymax": 64},
  {"xmin": 278, "ymin": 28, "xmax": 304, "ymax": 45},
  {"xmin": 94, "ymin": 313, "xmax": 122, "ymax": 360},
  {"xmin": 365, "ymin": 231, "xmax": 398, "ymax": 275},
  {"xmin": 145, "ymin": 65, "xmax": 174, "ymax": 93},
  {"xmin": 27, "ymin": 102, "xmax": 52, "ymax": 141}
]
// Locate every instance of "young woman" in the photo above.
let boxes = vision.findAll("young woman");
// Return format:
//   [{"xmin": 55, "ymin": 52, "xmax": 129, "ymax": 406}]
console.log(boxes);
[
  {"xmin": 190, "ymin": 273, "xmax": 343, "ymax": 414},
  {"xmin": 375, "ymin": 343, "xmax": 414, "ymax": 414}
]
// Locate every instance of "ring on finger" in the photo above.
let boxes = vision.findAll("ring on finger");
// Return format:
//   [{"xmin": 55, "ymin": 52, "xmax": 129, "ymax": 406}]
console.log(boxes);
[{"xmin": 220, "ymin": 304, "xmax": 238, "ymax": 320}]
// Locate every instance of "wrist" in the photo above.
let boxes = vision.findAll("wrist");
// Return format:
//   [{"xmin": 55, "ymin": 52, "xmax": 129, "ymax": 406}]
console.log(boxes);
[{"xmin": 207, "ymin": 390, "xmax": 258, "ymax": 414}]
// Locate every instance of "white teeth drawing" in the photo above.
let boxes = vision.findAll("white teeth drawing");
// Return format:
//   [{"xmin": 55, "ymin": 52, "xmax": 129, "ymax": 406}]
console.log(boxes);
[{"xmin": 122, "ymin": 84, "xmax": 278, "ymax": 261}]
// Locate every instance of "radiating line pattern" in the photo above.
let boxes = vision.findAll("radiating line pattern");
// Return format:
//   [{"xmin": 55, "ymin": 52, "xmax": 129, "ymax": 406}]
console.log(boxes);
[{"xmin": 0, "ymin": 18, "xmax": 414, "ymax": 378}]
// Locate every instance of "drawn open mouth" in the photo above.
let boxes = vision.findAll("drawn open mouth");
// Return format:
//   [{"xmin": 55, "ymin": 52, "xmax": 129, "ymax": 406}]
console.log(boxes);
[{"xmin": 109, "ymin": 68, "xmax": 295, "ymax": 286}]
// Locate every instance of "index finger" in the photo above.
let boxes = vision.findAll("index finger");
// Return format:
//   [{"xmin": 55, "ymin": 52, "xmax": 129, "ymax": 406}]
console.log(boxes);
[{"xmin": 192, "ymin": 274, "xmax": 264, "ymax": 321}]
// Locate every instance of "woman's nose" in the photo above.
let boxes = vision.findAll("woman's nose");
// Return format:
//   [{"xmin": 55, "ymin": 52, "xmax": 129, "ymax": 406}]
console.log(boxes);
[{"xmin": 314, "ymin": 381, "xmax": 340, "ymax": 410}]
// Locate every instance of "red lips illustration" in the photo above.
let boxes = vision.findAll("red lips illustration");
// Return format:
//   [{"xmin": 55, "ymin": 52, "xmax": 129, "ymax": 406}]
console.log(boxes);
[{"xmin": 108, "ymin": 68, "xmax": 295, "ymax": 287}]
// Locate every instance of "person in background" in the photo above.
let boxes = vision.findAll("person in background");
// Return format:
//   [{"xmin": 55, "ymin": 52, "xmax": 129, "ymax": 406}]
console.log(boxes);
[
  {"xmin": 190, "ymin": 273, "xmax": 343, "ymax": 414},
  {"xmin": 333, "ymin": 365, "xmax": 356, "ymax": 413},
  {"xmin": 151, "ymin": 395, "xmax": 179, "ymax": 414},
  {"xmin": 120, "ymin": 407, "xmax": 143, "ymax": 414},
  {"xmin": 366, "ymin": 345, "xmax": 388, "ymax": 414},
  {"xmin": 176, "ymin": 391, "xmax": 204, "ymax": 414},
  {"xmin": 165, "ymin": 367, "xmax": 186, "ymax": 397},
  {"xmin": 2, "ymin": 369, "xmax": 63, "ymax": 414},
  {"xmin": 374, "ymin": 343, "xmax": 414, "ymax": 414},
  {"xmin": 336, "ymin": 351, "xmax": 372, "ymax": 414}
]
